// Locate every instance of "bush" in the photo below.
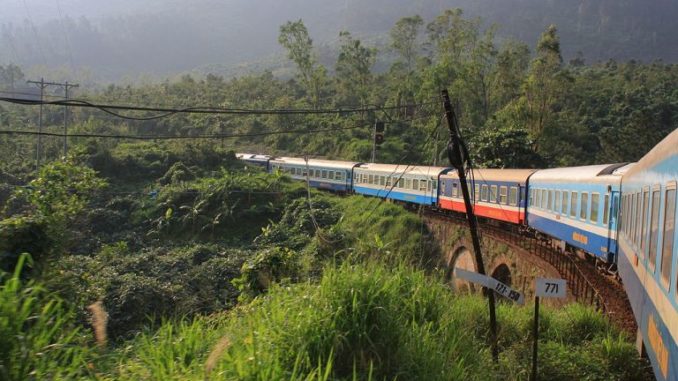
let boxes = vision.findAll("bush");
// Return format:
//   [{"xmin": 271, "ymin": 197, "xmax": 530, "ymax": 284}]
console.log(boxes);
[{"xmin": 0, "ymin": 216, "xmax": 51, "ymax": 274}]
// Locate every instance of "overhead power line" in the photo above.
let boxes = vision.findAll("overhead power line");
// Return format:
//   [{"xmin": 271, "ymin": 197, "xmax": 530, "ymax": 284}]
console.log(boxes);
[
  {"xmin": 0, "ymin": 96, "xmax": 438, "ymax": 120},
  {"xmin": 0, "ymin": 125, "xmax": 366, "ymax": 141}
]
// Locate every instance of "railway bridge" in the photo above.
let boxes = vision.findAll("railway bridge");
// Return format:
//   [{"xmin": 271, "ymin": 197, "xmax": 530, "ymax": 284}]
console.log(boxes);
[{"xmin": 423, "ymin": 210, "xmax": 637, "ymax": 333}]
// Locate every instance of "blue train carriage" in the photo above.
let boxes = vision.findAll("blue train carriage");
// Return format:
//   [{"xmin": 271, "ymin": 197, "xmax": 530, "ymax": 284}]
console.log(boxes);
[
  {"xmin": 526, "ymin": 163, "xmax": 630, "ymax": 263},
  {"xmin": 236, "ymin": 153, "xmax": 273, "ymax": 170},
  {"xmin": 352, "ymin": 163, "xmax": 451, "ymax": 205},
  {"xmin": 268, "ymin": 157, "xmax": 360, "ymax": 192},
  {"xmin": 617, "ymin": 129, "xmax": 678, "ymax": 381}
]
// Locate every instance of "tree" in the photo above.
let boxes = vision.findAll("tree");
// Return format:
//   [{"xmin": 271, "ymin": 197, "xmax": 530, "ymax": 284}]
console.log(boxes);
[
  {"xmin": 389, "ymin": 15, "xmax": 423, "ymax": 73},
  {"xmin": 523, "ymin": 25, "xmax": 570, "ymax": 142},
  {"xmin": 278, "ymin": 20, "xmax": 325, "ymax": 108},
  {"xmin": 0, "ymin": 64, "xmax": 24, "ymax": 89},
  {"xmin": 335, "ymin": 31, "xmax": 376, "ymax": 106}
]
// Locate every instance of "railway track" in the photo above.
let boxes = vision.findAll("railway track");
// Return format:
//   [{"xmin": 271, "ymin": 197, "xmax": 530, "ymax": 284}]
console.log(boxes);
[{"xmin": 425, "ymin": 209, "xmax": 637, "ymax": 336}]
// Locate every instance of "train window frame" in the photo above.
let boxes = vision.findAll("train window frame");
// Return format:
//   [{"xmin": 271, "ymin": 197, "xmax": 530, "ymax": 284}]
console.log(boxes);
[
  {"xmin": 321, "ymin": 170, "xmax": 327, "ymax": 179},
  {"xmin": 481, "ymin": 185, "xmax": 489, "ymax": 201},
  {"xmin": 490, "ymin": 185, "xmax": 498, "ymax": 203},
  {"xmin": 398, "ymin": 178, "xmax": 405, "ymax": 189},
  {"xmin": 499, "ymin": 186, "xmax": 508, "ymax": 205},
  {"xmin": 452, "ymin": 183, "xmax": 459, "ymax": 198},
  {"xmin": 555, "ymin": 190, "xmax": 561, "ymax": 212},
  {"xmin": 603, "ymin": 194, "xmax": 610, "ymax": 226},
  {"xmin": 420, "ymin": 180, "xmax": 428, "ymax": 192},
  {"xmin": 562, "ymin": 191, "xmax": 569, "ymax": 215},
  {"xmin": 412, "ymin": 179, "xmax": 418, "ymax": 190},
  {"xmin": 649, "ymin": 186, "xmax": 661, "ymax": 272},
  {"xmin": 580, "ymin": 192, "xmax": 588, "ymax": 221},
  {"xmin": 590, "ymin": 193, "xmax": 600, "ymax": 224},
  {"xmin": 546, "ymin": 190, "xmax": 553, "ymax": 211},
  {"xmin": 661, "ymin": 183, "xmax": 676, "ymax": 289},
  {"xmin": 570, "ymin": 192, "xmax": 578, "ymax": 218},
  {"xmin": 335, "ymin": 172, "xmax": 343, "ymax": 181},
  {"xmin": 632, "ymin": 193, "xmax": 638, "ymax": 245},
  {"xmin": 368, "ymin": 174, "xmax": 373, "ymax": 184},
  {"xmin": 406, "ymin": 178, "xmax": 413, "ymax": 190},
  {"xmin": 379, "ymin": 176, "xmax": 385, "ymax": 186},
  {"xmin": 539, "ymin": 189, "xmax": 545, "ymax": 209},
  {"xmin": 641, "ymin": 188, "xmax": 650, "ymax": 257},
  {"xmin": 510, "ymin": 187, "xmax": 518, "ymax": 206},
  {"xmin": 475, "ymin": 184, "xmax": 480, "ymax": 202}
]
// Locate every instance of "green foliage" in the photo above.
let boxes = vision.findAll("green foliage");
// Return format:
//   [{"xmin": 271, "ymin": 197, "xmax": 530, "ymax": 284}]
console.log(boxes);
[
  {"xmin": 0, "ymin": 216, "xmax": 51, "ymax": 273},
  {"xmin": 0, "ymin": 255, "xmax": 91, "ymax": 380},
  {"xmin": 12, "ymin": 161, "xmax": 107, "ymax": 226}
]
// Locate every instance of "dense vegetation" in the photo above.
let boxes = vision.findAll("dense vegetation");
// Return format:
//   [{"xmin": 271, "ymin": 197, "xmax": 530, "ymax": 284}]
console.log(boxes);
[
  {"xmin": 0, "ymin": 6, "xmax": 667, "ymax": 380},
  {"xmin": 2, "ymin": 9, "xmax": 676, "ymax": 181},
  {"xmin": 0, "ymin": 141, "xmax": 651, "ymax": 379}
]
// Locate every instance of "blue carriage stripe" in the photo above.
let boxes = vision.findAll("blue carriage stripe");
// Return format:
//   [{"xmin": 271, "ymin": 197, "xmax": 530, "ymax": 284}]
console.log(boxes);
[
  {"xmin": 528, "ymin": 213, "xmax": 613, "ymax": 259},
  {"xmin": 353, "ymin": 185, "xmax": 436, "ymax": 205}
]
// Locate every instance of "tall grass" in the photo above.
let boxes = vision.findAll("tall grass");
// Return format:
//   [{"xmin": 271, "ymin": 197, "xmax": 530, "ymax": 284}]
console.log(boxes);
[{"xmin": 0, "ymin": 254, "xmax": 91, "ymax": 380}]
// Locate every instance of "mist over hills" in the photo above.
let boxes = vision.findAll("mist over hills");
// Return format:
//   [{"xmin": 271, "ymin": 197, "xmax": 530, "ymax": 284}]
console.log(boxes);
[{"xmin": 1, "ymin": 0, "xmax": 676, "ymax": 81}]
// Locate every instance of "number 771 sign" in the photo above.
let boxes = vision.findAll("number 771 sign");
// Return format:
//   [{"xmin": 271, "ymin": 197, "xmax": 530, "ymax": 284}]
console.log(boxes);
[{"xmin": 535, "ymin": 278, "xmax": 567, "ymax": 298}]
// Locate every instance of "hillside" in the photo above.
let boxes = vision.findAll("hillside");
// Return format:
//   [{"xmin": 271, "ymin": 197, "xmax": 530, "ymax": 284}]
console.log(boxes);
[{"xmin": 1, "ymin": 0, "xmax": 676, "ymax": 80}]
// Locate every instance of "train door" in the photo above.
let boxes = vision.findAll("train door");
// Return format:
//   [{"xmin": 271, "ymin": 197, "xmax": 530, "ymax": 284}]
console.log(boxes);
[{"xmin": 606, "ymin": 191, "xmax": 621, "ymax": 262}]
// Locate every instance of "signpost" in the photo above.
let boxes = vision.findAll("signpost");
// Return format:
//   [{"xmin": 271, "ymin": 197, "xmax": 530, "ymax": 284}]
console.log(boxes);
[
  {"xmin": 454, "ymin": 268, "xmax": 525, "ymax": 305},
  {"xmin": 532, "ymin": 278, "xmax": 567, "ymax": 381}
]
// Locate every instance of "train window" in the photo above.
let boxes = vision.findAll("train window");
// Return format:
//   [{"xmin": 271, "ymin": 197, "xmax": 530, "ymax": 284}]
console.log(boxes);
[
  {"xmin": 368, "ymin": 174, "xmax": 373, "ymax": 184},
  {"xmin": 452, "ymin": 183, "xmax": 459, "ymax": 198},
  {"xmin": 420, "ymin": 180, "xmax": 428, "ymax": 192},
  {"xmin": 490, "ymin": 185, "xmax": 498, "ymax": 203},
  {"xmin": 555, "ymin": 191, "xmax": 561, "ymax": 212},
  {"xmin": 562, "ymin": 191, "xmax": 569, "ymax": 215},
  {"xmin": 590, "ymin": 193, "xmax": 599, "ymax": 224},
  {"xmin": 432, "ymin": 181, "xmax": 437, "ymax": 190},
  {"xmin": 510, "ymin": 187, "xmax": 518, "ymax": 206},
  {"xmin": 380, "ymin": 176, "xmax": 385, "ymax": 186},
  {"xmin": 529, "ymin": 189, "xmax": 534, "ymax": 206},
  {"xmin": 662, "ymin": 187, "xmax": 675, "ymax": 288},
  {"xmin": 603, "ymin": 194, "xmax": 610, "ymax": 226},
  {"xmin": 649, "ymin": 189, "xmax": 661, "ymax": 271},
  {"xmin": 398, "ymin": 178, "xmax": 405, "ymax": 188},
  {"xmin": 535, "ymin": 189, "xmax": 541, "ymax": 208},
  {"xmin": 570, "ymin": 192, "xmax": 578, "ymax": 218},
  {"xmin": 475, "ymin": 184, "xmax": 480, "ymax": 202},
  {"xmin": 641, "ymin": 190, "xmax": 650, "ymax": 256},
  {"xmin": 547, "ymin": 190, "xmax": 554, "ymax": 211},
  {"xmin": 635, "ymin": 192, "xmax": 642, "ymax": 246},
  {"xmin": 321, "ymin": 170, "xmax": 327, "ymax": 179},
  {"xmin": 499, "ymin": 186, "xmax": 508, "ymax": 204},
  {"xmin": 302, "ymin": 169, "xmax": 308, "ymax": 177},
  {"xmin": 481, "ymin": 185, "xmax": 489, "ymax": 201},
  {"xmin": 336, "ymin": 172, "xmax": 343, "ymax": 181},
  {"xmin": 412, "ymin": 179, "xmax": 418, "ymax": 190},
  {"xmin": 406, "ymin": 178, "xmax": 413, "ymax": 190},
  {"xmin": 580, "ymin": 193, "xmax": 588, "ymax": 220}
]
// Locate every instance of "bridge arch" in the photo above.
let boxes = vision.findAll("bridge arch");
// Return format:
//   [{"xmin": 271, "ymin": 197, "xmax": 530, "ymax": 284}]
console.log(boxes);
[{"xmin": 447, "ymin": 245, "xmax": 477, "ymax": 293}]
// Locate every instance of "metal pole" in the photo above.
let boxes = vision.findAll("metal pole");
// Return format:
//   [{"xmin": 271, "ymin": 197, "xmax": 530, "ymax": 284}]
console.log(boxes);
[
  {"xmin": 63, "ymin": 82, "xmax": 69, "ymax": 158},
  {"xmin": 37, "ymin": 78, "xmax": 44, "ymax": 169},
  {"xmin": 442, "ymin": 89, "xmax": 499, "ymax": 362},
  {"xmin": 531, "ymin": 296, "xmax": 540, "ymax": 381}
]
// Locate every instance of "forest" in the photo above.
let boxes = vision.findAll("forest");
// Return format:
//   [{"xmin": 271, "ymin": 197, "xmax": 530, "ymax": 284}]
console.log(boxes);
[{"xmin": 0, "ymin": 8, "xmax": 671, "ymax": 380}]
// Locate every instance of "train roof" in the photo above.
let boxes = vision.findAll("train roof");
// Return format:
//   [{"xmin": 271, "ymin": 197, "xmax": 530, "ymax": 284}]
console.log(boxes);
[
  {"xmin": 624, "ymin": 128, "xmax": 678, "ymax": 178},
  {"xmin": 270, "ymin": 157, "xmax": 360, "ymax": 169},
  {"xmin": 354, "ymin": 163, "xmax": 451, "ymax": 177},
  {"xmin": 441, "ymin": 168, "xmax": 537, "ymax": 183},
  {"xmin": 530, "ymin": 163, "xmax": 628, "ymax": 184},
  {"xmin": 236, "ymin": 153, "xmax": 273, "ymax": 160}
]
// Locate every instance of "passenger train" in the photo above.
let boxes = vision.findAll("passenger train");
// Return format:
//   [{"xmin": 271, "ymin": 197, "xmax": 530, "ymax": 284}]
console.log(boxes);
[{"xmin": 237, "ymin": 128, "xmax": 678, "ymax": 380}]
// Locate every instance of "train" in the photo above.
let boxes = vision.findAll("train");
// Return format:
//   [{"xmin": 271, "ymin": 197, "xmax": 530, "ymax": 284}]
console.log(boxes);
[{"xmin": 236, "ymin": 128, "xmax": 678, "ymax": 381}]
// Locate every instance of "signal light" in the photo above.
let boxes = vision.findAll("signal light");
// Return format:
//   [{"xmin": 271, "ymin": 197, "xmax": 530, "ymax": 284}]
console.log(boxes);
[{"xmin": 374, "ymin": 121, "xmax": 385, "ymax": 147}]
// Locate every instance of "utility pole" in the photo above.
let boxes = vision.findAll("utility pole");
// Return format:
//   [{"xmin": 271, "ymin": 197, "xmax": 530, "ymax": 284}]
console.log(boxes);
[
  {"xmin": 442, "ymin": 89, "xmax": 499, "ymax": 363},
  {"xmin": 62, "ymin": 82, "xmax": 79, "ymax": 158},
  {"xmin": 27, "ymin": 79, "xmax": 79, "ymax": 168}
]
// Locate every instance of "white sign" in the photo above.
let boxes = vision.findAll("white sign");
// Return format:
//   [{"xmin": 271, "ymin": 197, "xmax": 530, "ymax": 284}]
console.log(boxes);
[
  {"xmin": 535, "ymin": 278, "xmax": 567, "ymax": 298},
  {"xmin": 454, "ymin": 268, "xmax": 525, "ymax": 305}
]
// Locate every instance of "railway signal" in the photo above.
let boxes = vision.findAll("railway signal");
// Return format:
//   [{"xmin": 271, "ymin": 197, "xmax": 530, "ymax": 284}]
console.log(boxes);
[{"xmin": 371, "ymin": 120, "xmax": 385, "ymax": 162}]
